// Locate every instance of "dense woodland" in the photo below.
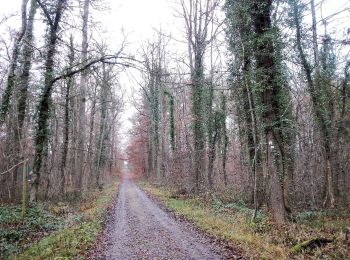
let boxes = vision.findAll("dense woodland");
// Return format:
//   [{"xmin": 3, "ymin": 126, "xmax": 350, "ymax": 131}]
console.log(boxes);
[
  {"xmin": 0, "ymin": 0, "xmax": 127, "ymax": 202},
  {"xmin": 0, "ymin": 0, "xmax": 349, "ymax": 227},
  {"xmin": 127, "ymin": 0, "xmax": 350, "ymax": 225}
]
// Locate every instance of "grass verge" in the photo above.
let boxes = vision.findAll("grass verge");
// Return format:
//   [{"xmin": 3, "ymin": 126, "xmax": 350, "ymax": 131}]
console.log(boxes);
[
  {"xmin": 141, "ymin": 182, "xmax": 350, "ymax": 260},
  {"xmin": 1, "ymin": 180, "xmax": 119, "ymax": 260}
]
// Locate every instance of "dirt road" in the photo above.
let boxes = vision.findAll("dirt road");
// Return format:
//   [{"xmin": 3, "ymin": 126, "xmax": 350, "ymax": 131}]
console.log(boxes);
[{"xmin": 102, "ymin": 178, "xmax": 233, "ymax": 259}]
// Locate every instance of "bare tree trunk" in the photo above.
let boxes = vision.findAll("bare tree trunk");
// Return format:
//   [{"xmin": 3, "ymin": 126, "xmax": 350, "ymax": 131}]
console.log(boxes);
[
  {"xmin": 76, "ymin": 0, "xmax": 90, "ymax": 192},
  {"xmin": 87, "ymin": 83, "xmax": 97, "ymax": 189},
  {"xmin": 95, "ymin": 62, "xmax": 109, "ymax": 190},
  {"xmin": 60, "ymin": 36, "xmax": 75, "ymax": 195}
]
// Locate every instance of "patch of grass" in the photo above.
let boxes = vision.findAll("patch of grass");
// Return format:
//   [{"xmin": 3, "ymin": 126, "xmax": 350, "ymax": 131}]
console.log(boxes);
[
  {"xmin": 1, "ymin": 179, "xmax": 119, "ymax": 260},
  {"xmin": 141, "ymin": 183, "xmax": 350, "ymax": 260},
  {"xmin": 14, "ymin": 221, "xmax": 100, "ymax": 259}
]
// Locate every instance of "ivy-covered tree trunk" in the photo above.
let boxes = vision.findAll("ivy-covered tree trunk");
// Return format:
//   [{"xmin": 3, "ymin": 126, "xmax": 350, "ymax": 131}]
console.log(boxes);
[
  {"xmin": 31, "ymin": 0, "xmax": 66, "ymax": 202},
  {"xmin": 220, "ymin": 94, "xmax": 229, "ymax": 186},
  {"xmin": 0, "ymin": 0, "xmax": 29, "ymax": 124},
  {"xmin": 180, "ymin": 0, "xmax": 220, "ymax": 192},
  {"xmin": 207, "ymin": 79, "xmax": 215, "ymax": 188},
  {"xmin": 10, "ymin": 0, "xmax": 38, "ymax": 198},
  {"xmin": 154, "ymin": 71, "xmax": 161, "ymax": 180},
  {"xmin": 164, "ymin": 90, "xmax": 176, "ymax": 151},
  {"xmin": 192, "ymin": 50, "xmax": 206, "ymax": 192},
  {"xmin": 225, "ymin": 0, "xmax": 265, "ymax": 209},
  {"xmin": 291, "ymin": 0, "xmax": 335, "ymax": 208},
  {"xmin": 147, "ymin": 128, "xmax": 154, "ymax": 177},
  {"xmin": 16, "ymin": 0, "xmax": 38, "ymax": 141},
  {"xmin": 252, "ymin": 0, "xmax": 294, "ymax": 224}
]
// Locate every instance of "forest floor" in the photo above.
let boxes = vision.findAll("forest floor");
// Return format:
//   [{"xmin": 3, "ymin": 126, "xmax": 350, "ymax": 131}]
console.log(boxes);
[
  {"xmin": 2, "ymin": 177, "xmax": 349, "ymax": 260},
  {"xmin": 89, "ymin": 176, "xmax": 240, "ymax": 259},
  {"xmin": 0, "ymin": 179, "xmax": 119, "ymax": 259},
  {"xmin": 141, "ymin": 182, "xmax": 350, "ymax": 260}
]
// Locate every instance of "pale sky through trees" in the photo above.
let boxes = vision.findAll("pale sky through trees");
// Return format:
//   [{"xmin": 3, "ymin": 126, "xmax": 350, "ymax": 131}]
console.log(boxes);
[
  {"xmin": 0, "ymin": 0, "xmax": 349, "ymax": 149},
  {"xmin": 0, "ymin": 0, "xmax": 177, "ymax": 150}
]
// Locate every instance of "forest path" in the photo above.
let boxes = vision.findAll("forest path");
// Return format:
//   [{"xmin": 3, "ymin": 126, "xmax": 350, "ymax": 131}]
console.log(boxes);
[{"xmin": 102, "ymin": 177, "xmax": 228, "ymax": 259}]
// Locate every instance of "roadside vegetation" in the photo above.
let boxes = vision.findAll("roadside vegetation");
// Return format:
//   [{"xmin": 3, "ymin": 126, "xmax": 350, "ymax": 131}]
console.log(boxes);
[
  {"xmin": 142, "ymin": 182, "xmax": 350, "ymax": 259},
  {"xmin": 1, "ymin": 180, "xmax": 118, "ymax": 259}
]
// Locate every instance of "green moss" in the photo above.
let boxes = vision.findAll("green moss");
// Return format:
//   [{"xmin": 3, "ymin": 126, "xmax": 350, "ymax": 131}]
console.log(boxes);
[{"xmin": 290, "ymin": 238, "xmax": 333, "ymax": 254}]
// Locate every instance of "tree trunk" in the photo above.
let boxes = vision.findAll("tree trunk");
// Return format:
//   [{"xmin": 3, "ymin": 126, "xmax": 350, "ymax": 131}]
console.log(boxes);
[
  {"xmin": 252, "ymin": 0, "xmax": 289, "ymax": 224},
  {"xmin": 192, "ymin": 50, "xmax": 205, "ymax": 192},
  {"xmin": 16, "ymin": 0, "xmax": 37, "ymax": 141},
  {"xmin": 267, "ymin": 132, "xmax": 286, "ymax": 224},
  {"xmin": 95, "ymin": 62, "xmax": 108, "ymax": 190},
  {"xmin": 0, "ymin": 0, "xmax": 29, "ymax": 124},
  {"xmin": 76, "ymin": 0, "xmax": 90, "ymax": 192},
  {"xmin": 60, "ymin": 36, "xmax": 75, "ymax": 196},
  {"xmin": 291, "ymin": 0, "xmax": 335, "ymax": 208},
  {"xmin": 221, "ymin": 95, "xmax": 229, "ymax": 186},
  {"xmin": 86, "ymin": 83, "xmax": 97, "ymax": 189},
  {"xmin": 11, "ymin": 0, "xmax": 37, "ymax": 199},
  {"xmin": 31, "ymin": 0, "xmax": 66, "ymax": 202}
]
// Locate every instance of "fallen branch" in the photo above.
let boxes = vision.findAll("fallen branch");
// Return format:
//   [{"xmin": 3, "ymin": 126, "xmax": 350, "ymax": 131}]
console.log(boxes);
[
  {"xmin": 0, "ymin": 159, "xmax": 28, "ymax": 176},
  {"xmin": 291, "ymin": 238, "xmax": 333, "ymax": 253}
]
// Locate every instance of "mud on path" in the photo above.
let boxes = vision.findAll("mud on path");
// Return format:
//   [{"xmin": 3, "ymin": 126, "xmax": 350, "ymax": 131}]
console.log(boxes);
[{"xmin": 93, "ymin": 177, "xmax": 239, "ymax": 259}]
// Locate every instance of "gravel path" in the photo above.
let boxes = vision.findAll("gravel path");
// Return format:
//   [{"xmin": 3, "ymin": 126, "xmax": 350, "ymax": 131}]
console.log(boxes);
[{"xmin": 103, "ymin": 178, "xmax": 232, "ymax": 260}]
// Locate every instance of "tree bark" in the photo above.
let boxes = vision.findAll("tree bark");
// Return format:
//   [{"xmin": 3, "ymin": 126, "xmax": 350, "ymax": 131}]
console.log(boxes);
[
  {"xmin": 16, "ymin": 0, "xmax": 38, "ymax": 141},
  {"xmin": 291, "ymin": 0, "xmax": 335, "ymax": 208},
  {"xmin": 76, "ymin": 0, "xmax": 90, "ymax": 192},
  {"xmin": 252, "ymin": 0, "xmax": 288, "ymax": 224},
  {"xmin": 0, "ymin": 0, "xmax": 29, "ymax": 124},
  {"xmin": 60, "ymin": 36, "xmax": 75, "ymax": 195},
  {"xmin": 95, "ymin": 62, "xmax": 108, "ymax": 190},
  {"xmin": 31, "ymin": 0, "xmax": 66, "ymax": 202}
]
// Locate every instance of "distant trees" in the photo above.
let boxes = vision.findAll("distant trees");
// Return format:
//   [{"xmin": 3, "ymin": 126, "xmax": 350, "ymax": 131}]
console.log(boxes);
[{"xmin": 127, "ymin": 0, "xmax": 350, "ymax": 224}]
